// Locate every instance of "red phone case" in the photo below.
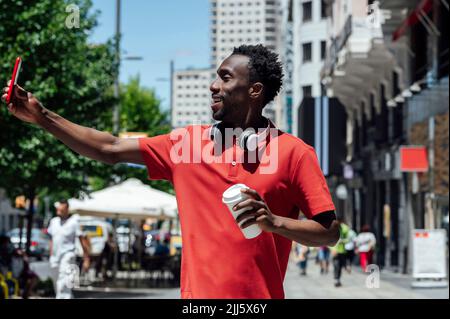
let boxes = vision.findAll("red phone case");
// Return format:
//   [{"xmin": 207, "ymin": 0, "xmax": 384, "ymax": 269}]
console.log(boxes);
[{"xmin": 6, "ymin": 57, "xmax": 22, "ymax": 104}]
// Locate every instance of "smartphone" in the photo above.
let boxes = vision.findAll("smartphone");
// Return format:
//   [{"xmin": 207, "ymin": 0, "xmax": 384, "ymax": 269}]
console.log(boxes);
[{"xmin": 6, "ymin": 57, "xmax": 22, "ymax": 104}]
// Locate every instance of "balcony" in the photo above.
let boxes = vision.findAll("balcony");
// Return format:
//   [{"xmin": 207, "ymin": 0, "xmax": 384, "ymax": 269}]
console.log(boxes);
[
  {"xmin": 322, "ymin": 11, "xmax": 393, "ymax": 115},
  {"xmin": 323, "ymin": 14, "xmax": 384, "ymax": 76}
]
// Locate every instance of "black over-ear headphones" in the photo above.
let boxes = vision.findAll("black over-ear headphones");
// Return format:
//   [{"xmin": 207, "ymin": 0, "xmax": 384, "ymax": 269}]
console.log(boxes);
[{"xmin": 208, "ymin": 118, "xmax": 270, "ymax": 152}]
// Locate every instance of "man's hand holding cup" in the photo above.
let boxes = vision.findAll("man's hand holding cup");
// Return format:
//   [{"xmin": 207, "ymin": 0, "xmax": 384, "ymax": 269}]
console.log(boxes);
[{"xmin": 233, "ymin": 188, "xmax": 281, "ymax": 233}]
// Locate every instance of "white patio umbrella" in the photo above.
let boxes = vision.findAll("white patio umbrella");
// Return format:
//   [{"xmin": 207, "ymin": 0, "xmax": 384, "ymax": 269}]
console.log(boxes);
[{"xmin": 68, "ymin": 178, "xmax": 177, "ymax": 221}]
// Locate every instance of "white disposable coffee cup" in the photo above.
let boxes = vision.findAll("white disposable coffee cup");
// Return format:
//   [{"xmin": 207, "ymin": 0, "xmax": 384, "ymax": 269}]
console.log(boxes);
[{"xmin": 222, "ymin": 184, "xmax": 262, "ymax": 239}]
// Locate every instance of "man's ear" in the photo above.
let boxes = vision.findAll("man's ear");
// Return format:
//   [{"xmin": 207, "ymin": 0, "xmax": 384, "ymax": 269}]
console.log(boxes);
[{"xmin": 249, "ymin": 82, "xmax": 264, "ymax": 100}]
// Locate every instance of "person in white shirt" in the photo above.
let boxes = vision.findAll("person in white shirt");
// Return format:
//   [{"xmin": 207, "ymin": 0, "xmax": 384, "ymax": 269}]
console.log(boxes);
[
  {"xmin": 355, "ymin": 224, "xmax": 376, "ymax": 272},
  {"xmin": 47, "ymin": 199, "xmax": 90, "ymax": 299}
]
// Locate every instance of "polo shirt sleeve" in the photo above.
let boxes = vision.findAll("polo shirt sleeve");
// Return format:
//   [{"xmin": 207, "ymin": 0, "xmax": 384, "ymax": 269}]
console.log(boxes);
[
  {"xmin": 138, "ymin": 133, "xmax": 175, "ymax": 181},
  {"xmin": 290, "ymin": 146, "xmax": 336, "ymax": 219}
]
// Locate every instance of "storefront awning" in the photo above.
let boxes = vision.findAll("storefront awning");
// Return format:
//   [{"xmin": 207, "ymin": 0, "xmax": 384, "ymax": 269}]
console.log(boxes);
[{"xmin": 392, "ymin": 0, "xmax": 433, "ymax": 41}]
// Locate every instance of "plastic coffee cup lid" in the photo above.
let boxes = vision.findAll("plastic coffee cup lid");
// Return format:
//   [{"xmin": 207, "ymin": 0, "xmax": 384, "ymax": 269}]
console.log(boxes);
[{"xmin": 222, "ymin": 184, "xmax": 249, "ymax": 204}]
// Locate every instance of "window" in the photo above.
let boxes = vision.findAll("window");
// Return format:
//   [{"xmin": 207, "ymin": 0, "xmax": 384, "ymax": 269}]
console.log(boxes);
[
  {"xmin": 302, "ymin": 42, "xmax": 312, "ymax": 62},
  {"xmin": 302, "ymin": 2, "xmax": 312, "ymax": 22},
  {"xmin": 321, "ymin": 0, "xmax": 327, "ymax": 18},
  {"xmin": 321, "ymin": 40, "xmax": 326, "ymax": 60},
  {"xmin": 302, "ymin": 85, "xmax": 312, "ymax": 98}
]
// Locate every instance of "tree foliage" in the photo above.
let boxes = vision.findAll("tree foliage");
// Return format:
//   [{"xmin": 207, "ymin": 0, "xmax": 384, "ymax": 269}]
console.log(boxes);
[
  {"xmin": 0, "ymin": 0, "xmax": 117, "ymax": 202},
  {"xmin": 90, "ymin": 75, "xmax": 173, "ymax": 194}
]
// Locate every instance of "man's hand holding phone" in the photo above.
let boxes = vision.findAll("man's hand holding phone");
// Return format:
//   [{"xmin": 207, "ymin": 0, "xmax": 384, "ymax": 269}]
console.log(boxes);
[{"xmin": 2, "ymin": 57, "xmax": 45, "ymax": 125}]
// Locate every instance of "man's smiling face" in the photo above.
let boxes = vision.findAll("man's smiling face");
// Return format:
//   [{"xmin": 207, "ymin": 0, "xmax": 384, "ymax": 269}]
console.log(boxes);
[{"xmin": 210, "ymin": 54, "xmax": 252, "ymax": 124}]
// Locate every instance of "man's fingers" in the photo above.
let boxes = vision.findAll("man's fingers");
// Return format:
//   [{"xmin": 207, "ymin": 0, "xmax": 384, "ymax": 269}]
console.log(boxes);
[
  {"xmin": 240, "ymin": 211, "xmax": 267, "ymax": 229},
  {"xmin": 7, "ymin": 80, "xmax": 11, "ymax": 86},
  {"xmin": 233, "ymin": 198, "xmax": 253, "ymax": 211},
  {"xmin": 233, "ymin": 198, "xmax": 265, "ymax": 212},
  {"xmin": 241, "ymin": 188, "xmax": 262, "ymax": 200},
  {"xmin": 2, "ymin": 87, "xmax": 8, "ymax": 94},
  {"xmin": 1, "ymin": 94, "xmax": 7, "ymax": 102},
  {"xmin": 236, "ymin": 209, "xmax": 259, "ymax": 224},
  {"xmin": 15, "ymin": 85, "xmax": 29, "ymax": 100},
  {"xmin": 7, "ymin": 103, "xmax": 15, "ymax": 114},
  {"xmin": 240, "ymin": 217, "xmax": 257, "ymax": 229},
  {"xmin": 236, "ymin": 208, "xmax": 266, "ymax": 224}
]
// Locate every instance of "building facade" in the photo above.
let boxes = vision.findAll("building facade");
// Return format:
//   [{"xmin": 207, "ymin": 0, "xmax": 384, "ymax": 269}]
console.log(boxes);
[
  {"xmin": 210, "ymin": 0, "xmax": 281, "ymax": 68},
  {"xmin": 291, "ymin": 0, "xmax": 329, "ymax": 137},
  {"xmin": 321, "ymin": 0, "xmax": 449, "ymax": 272},
  {"xmin": 171, "ymin": 68, "xmax": 215, "ymax": 128}
]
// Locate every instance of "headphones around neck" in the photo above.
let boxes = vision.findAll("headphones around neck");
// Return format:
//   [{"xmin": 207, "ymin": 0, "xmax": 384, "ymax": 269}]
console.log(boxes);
[{"xmin": 208, "ymin": 118, "xmax": 270, "ymax": 152}]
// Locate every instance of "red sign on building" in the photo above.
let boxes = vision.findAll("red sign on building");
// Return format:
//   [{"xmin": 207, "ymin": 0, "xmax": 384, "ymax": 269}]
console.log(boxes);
[{"xmin": 400, "ymin": 146, "xmax": 429, "ymax": 172}]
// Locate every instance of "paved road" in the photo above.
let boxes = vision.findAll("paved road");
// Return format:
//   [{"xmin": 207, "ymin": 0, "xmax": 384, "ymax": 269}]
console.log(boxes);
[
  {"xmin": 31, "ymin": 255, "xmax": 448, "ymax": 299},
  {"xmin": 284, "ymin": 256, "xmax": 449, "ymax": 299}
]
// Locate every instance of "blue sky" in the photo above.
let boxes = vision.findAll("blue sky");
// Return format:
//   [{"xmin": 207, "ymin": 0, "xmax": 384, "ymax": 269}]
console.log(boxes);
[{"xmin": 89, "ymin": 0, "xmax": 211, "ymax": 111}]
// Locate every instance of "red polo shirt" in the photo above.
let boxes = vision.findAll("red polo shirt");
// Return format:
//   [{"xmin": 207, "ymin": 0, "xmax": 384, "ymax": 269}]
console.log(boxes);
[{"xmin": 139, "ymin": 124, "xmax": 335, "ymax": 299}]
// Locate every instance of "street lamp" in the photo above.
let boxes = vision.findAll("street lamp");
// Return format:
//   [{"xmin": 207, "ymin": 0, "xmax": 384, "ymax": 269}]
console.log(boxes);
[
  {"xmin": 155, "ymin": 60, "xmax": 175, "ymax": 126},
  {"xmin": 113, "ymin": 0, "xmax": 121, "ymax": 136},
  {"xmin": 113, "ymin": 0, "xmax": 143, "ymax": 135}
]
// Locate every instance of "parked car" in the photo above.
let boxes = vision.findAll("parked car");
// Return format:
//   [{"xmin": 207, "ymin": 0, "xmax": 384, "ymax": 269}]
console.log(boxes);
[{"xmin": 7, "ymin": 228, "xmax": 50, "ymax": 260}]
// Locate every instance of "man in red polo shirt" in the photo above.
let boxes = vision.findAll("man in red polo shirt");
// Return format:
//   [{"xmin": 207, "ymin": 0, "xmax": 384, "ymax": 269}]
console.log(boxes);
[{"xmin": 3, "ymin": 44, "xmax": 339, "ymax": 299}]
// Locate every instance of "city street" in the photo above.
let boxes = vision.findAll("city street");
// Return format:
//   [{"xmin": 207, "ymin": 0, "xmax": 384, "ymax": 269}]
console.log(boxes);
[
  {"xmin": 30, "ymin": 255, "xmax": 448, "ymax": 299},
  {"xmin": 283, "ymin": 256, "xmax": 449, "ymax": 299}
]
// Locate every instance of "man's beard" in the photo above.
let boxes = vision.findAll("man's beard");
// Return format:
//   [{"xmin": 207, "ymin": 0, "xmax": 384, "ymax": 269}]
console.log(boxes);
[{"xmin": 212, "ymin": 102, "xmax": 229, "ymax": 121}]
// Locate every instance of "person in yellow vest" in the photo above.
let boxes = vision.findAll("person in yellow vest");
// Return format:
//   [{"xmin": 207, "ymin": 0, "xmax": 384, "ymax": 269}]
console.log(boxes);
[{"xmin": 330, "ymin": 218, "xmax": 351, "ymax": 287}]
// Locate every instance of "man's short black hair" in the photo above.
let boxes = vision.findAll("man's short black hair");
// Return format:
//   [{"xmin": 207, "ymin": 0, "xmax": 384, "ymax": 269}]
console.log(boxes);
[
  {"xmin": 59, "ymin": 199, "xmax": 69, "ymax": 207},
  {"xmin": 232, "ymin": 44, "xmax": 284, "ymax": 106}
]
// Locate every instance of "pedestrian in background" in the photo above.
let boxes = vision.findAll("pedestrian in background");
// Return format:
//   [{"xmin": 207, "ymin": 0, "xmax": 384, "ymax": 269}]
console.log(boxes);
[
  {"xmin": 47, "ymin": 199, "xmax": 91, "ymax": 299},
  {"xmin": 355, "ymin": 224, "xmax": 376, "ymax": 272},
  {"xmin": 330, "ymin": 218, "xmax": 351, "ymax": 287},
  {"xmin": 96, "ymin": 231, "xmax": 116, "ymax": 279},
  {"xmin": 317, "ymin": 245, "xmax": 330, "ymax": 274},
  {"xmin": 294, "ymin": 243, "xmax": 310, "ymax": 276},
  {"xmin": 344, "ymin": 227, "xmax": 357, "ymax": 273}
]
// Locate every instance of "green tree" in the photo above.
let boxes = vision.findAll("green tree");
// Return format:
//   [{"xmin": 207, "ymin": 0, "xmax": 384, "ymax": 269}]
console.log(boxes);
[
  {"xmin": 0, "ymin": 0, "xmax": 116, "ymax": 252},
  {"xmin": 90, "ymin": 75, "xmax": 173, "ymax": 194}
]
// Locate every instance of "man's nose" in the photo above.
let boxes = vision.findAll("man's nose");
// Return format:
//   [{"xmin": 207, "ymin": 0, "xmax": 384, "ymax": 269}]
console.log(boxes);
[{"xmin": 210, "ymin": 78, "xmax": 220, "ymax": 93}]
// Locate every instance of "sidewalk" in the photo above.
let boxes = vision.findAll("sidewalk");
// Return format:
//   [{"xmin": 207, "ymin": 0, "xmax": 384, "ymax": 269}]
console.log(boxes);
[{"xmin": 284, "ymin": 255, "xmax": 449, "ymax": 299}]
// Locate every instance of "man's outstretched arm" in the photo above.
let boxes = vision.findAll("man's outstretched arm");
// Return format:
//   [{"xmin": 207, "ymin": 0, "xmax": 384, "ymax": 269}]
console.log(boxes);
[{"xmin": 2, "ymin": 82, "xmax": 144, "ymax": 165}]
